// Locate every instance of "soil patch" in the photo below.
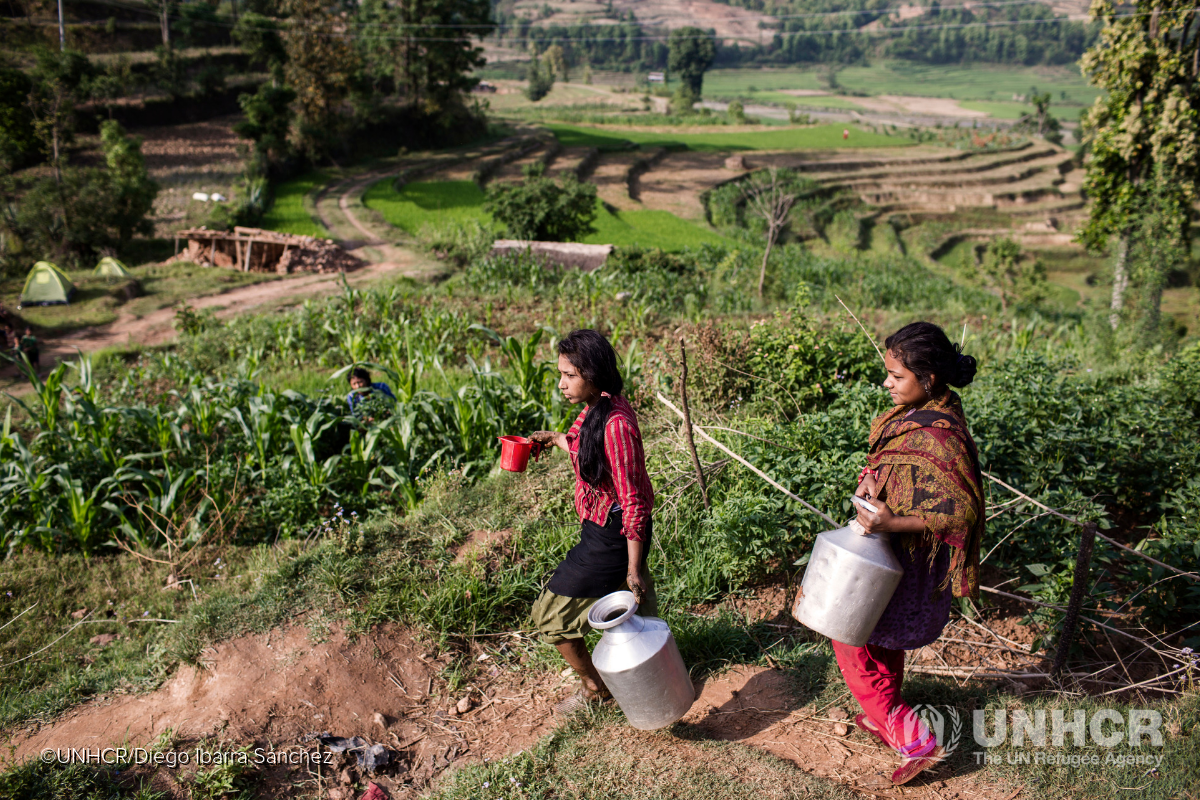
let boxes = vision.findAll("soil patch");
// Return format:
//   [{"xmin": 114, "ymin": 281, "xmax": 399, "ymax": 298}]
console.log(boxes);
[
  {"xmin": 6, "ymin": 624, "xmax": 565, "ymax": 797},
  {"xmin": 452, "ymin": 529, "xmax": 516, "ymax": 566},
  {"xmin": 681, "ymin": 665, "xmax": 1018, "ymax": 798}
]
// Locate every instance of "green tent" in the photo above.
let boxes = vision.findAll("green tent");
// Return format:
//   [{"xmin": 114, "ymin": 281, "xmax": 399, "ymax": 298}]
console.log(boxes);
[
  {"xmin": 94, "ymin": 256, "xmax": 132, "ymax": 279},
  {"xmin": 18, "ymin": 261, "xmax": 75, "ymax": 307}
]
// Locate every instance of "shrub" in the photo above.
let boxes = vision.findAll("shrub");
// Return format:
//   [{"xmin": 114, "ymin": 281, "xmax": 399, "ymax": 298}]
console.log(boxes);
[{"xmin": 483, "ymin": 163, "xmax": 597, "ymax": 242}]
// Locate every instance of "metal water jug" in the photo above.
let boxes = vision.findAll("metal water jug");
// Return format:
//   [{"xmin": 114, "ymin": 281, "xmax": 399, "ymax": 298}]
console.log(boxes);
[
  {"xmin": 792, "ymin": 514, "xmax": 904, "ymax": 646},
  {"xmin": 588, "ymin": 591, "xmax": 695, "ymax": 730}
]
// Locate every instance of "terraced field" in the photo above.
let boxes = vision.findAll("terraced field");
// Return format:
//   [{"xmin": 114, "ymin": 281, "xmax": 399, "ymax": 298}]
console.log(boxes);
[{"xmin": 260, "ymin": 124, "xmax": 1085, "ymax": 266}]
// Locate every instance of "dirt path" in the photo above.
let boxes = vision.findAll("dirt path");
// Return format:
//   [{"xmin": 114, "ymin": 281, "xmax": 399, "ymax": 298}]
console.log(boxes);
[
  {"xmin": 41, "ymin": 257, "xmax": 421, "ymax": 364},
  {"xmin": 4, "ymin": 621, "xmax": 1019, "ymax": 799},
  {"xmin": 5, "ymin": 623, "xmax": 562, "ymax": 798}
]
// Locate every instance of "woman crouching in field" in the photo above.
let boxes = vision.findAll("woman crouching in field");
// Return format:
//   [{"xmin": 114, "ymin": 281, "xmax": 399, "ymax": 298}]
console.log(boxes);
[
  {"xmin": 528, "ymin": 329, "xmax": 655, "ymax": 714},
  {"xmin": 845, "ymin": 321, "xmax": 985, "ymax": 784}
]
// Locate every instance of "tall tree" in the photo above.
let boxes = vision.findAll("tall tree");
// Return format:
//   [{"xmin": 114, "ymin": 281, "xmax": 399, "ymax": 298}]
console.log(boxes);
[
  {"xmin": 667, "ymin": 27, "xmax": 716, "ymax": 111},
  {"xmin": 99, "ymin": 120, "xmax": 158, "ymax": 246},
  {"xmin": 743, "ymin": 167, "xmax": 797, "ymax": 299},
  {"xmin": 282, "ymin": 0, "xmax": 360, "ymax": 159},
  {"xmin": 395, "ymin": 0, "xmax": 493, "ymax": 109},
  {"xmin": 1078, "ymin": 0, "xmax": 1200, "ymax": 329}
]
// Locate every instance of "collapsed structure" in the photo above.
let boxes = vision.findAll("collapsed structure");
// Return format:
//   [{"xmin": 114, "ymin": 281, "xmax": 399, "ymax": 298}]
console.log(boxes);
[{"xmin": 170, "ymin": 227, "xmax": 366, "ymax": 274}]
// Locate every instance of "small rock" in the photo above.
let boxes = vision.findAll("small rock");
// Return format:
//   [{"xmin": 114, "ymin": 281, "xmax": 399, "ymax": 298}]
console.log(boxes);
[
  {"xmin": 327, "ymin": 789, "xmax": 353, "ymax": 800},
  {"xmin": 615, "ymin": 291, "xmax": 633, "ymax": 302},
  {"xmin": 89, "ymin": 633, "xmax": 118, "ymax": 646},
  {"xmin": 71, "ymin": 608, "xmax": 88, "ymax": 619},
  {"xmin": 456, "ymin": 696, "xmax": 473, "ymax": 715},
  {"xmin": 338, "ymin": 767, "xmax": 353, "ymax": 785},
  {"xmin": 724, "ymin": 155, "xmax": 747, "ymax": 170},
  {"xmin": 828, "ymin": 707, "xmax": 849, "ymax": 721},
  {"xmin": 373, "ymin": 712, "xmax": 387, "ymax": 728},
  {"xmin": 832, "ymin": 722, "xmax": 850, "ymax": 736}
]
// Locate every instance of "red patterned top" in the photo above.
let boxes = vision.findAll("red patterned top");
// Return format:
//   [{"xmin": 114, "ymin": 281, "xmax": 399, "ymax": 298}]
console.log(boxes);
[{"xmin": 565, "ymin": 395, "xmax": 654, "ymax": 542}]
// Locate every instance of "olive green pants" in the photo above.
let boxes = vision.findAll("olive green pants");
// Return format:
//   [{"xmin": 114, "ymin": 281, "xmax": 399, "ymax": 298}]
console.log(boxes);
[{"xmin": 530, "ymin": 576, "xmax": 659, "ymax": 645}]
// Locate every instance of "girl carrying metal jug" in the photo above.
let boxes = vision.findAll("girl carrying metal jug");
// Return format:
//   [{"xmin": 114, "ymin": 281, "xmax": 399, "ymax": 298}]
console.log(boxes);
[
  {"xmin": 527, "ymin": 329, "xmax": 656, "ymax": 714},
  {"xmin": 844, "ymin": 322, "xmax": 985, "ymax": 785}
]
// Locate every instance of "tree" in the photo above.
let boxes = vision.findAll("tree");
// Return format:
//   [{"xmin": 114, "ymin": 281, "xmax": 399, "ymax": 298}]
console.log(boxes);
[
  {"xmin": 483, "ymin": 163, "xmax": 597, "ymax": 241},
  {"xmin": 282, "ymin": 0, "xmax": 361, "ymax": 159},
  {"xmin": 28, "ymin": 49, "xmax": 93, "ymax": 184},
  {"xmin": 394, "ymin": 0, "xmax": 493, "ymax": 109},
  {"xmin": 99, "ymin": 121, "xmax": 158, "ymax": 246},
  {"xmin": 525, "ymin": 51, "xmax": 554, "ymax": 102},
  {"xmin": 233, "ymin": 11, "xmax": 286, "ymax": 85},
  {"xmin": 1078, "ymin": 0, "xmax": 1200, "ymax": 330},
  {"xmin": 0, "ymin": 62, "xmax": 38, "ymax": 172},
  {"xmin": 742, "ymin": 168, "xmax": 798, "ymax": 299},
  {"xmin": 961, "ymin": 237, "xmax": 1047, "ymax": 313},
  {"xmin": 668, "ymin": 27, "xmax": 716, "ymax": 111},
  {"xmin": 727, "ymin": 99, "xmax": 746, "ymax": 123},
  {"xmin": 1014, "ymin": 87, "xmax": 1062, "ymax": 145},
  {"xmin": 234, "ymin": 83, "xmax": 296, "ymax": 177},
  {"xmin": 543, "ymin": 44, "xmax": 568, "ymax": 81}
]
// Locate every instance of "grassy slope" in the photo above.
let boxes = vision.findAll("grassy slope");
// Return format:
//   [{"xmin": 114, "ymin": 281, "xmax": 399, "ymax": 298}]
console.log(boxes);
[
  {"xmin": 2, "ymin": 263, "xmax": 274, "ymax": 334},
  {"xmin": 259, "ymin": 171, "xmax": 329, "ymax": 238},
  {"xmin": 363, "ymin": 179, "xmax": 725, "ymax": 250},
  {"xmin": 544, "ymin": 122, "xmax": 908, "ymax": 151}
]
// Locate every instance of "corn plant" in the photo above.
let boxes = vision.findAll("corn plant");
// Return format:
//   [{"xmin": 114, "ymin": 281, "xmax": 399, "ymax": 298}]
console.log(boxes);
[
  {"xmin": 376, "ymin": 405, "xmax": 447, "ymax": 509},
  {"xmin": 226, "ymin": 394, "xmax": 289, "ymax": 472},
  {"xmin": 5, "ymin": 358, "xmax": 67, "ymax": 432},
  {"xmin": 52, "ymin": 467, "xmax": 119, "ymax": 555},
  {"xmin": 285, "ymin": 410, "xmax": 341, "ymax": 493}
]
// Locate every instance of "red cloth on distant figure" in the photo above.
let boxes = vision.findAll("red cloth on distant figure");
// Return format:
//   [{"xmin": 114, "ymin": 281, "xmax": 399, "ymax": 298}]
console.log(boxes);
[{"xmin": 832, "ymin": 640, "xmax": 936, "ymax": 757}]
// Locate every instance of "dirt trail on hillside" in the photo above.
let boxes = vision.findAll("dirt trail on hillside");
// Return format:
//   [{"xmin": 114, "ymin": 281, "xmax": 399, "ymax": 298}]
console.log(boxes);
[
  {"xmin": 6, "ymin": 617, "xmax": 1020, "ymax": 799},
  {"xmin": 39, "ymin": 257, "xmax": 419, "ymax": 366}
]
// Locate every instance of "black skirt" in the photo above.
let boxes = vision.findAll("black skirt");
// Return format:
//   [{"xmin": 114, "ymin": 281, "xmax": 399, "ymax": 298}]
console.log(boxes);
[{"xmin": 547, "ymin": 510, "xmax": 652, "ymax": 599}]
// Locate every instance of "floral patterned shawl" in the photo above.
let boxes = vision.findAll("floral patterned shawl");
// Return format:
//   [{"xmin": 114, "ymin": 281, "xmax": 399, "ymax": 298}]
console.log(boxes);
[{"xmin": 867, "ymin": 391, "xmax": 985, "ymax": 600}]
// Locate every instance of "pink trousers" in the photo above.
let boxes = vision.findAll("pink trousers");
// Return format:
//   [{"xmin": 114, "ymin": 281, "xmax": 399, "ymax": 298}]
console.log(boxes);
[{"xmin": 832, "ymin": 640, "xmax": 936, "ymax": 757}]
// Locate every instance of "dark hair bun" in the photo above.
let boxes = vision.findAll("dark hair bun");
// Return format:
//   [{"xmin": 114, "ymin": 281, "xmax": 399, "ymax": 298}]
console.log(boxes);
[
  {"xmin": 950, "ymin": 353, "xmax": 977, "ymax": 388},
  {"xmin": 884, "ymin": 321, "xmax": 981, "ymax": 392}
]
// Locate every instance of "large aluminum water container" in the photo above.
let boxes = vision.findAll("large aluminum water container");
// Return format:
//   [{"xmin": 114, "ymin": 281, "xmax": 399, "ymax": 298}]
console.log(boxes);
[
  {"xmin": 792, "ymin": 523, "xmax": 904, "ymax": 646},
  {"xmin": 588, "ymin": 591, "xmax": 695, "ymax": 730}
]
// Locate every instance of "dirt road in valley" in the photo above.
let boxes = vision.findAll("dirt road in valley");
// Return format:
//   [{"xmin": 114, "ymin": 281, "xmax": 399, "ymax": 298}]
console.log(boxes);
[{"xmin": 39, "ymin": 255, "xmax": 428, "ymax": 369}]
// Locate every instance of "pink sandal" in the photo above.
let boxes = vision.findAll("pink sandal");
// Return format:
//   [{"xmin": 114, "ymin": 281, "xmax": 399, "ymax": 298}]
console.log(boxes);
[
  {"xmin": 854, "ymin": 713, "xmax": 889, "ymax": 745},
  {"xmin": 891, "ymin": 745, "xmax": 944, "ymax": 785}
]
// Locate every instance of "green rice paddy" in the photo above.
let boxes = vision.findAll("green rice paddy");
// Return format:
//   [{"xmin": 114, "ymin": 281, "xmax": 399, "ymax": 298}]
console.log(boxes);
[
  {"xmin": 362, "ymin": 178, "xmax": 724, "ymax": 250},
  {"xmin": 544, "ymin": 123, "xmax": 907, "ymax": 152},
  {"xmin": 259, "ymin": 171, "xmax": 329, "ymax": 238},
  {"xmin": 363, "ymin": 179, "xmax": 489, "ymax": 234}
]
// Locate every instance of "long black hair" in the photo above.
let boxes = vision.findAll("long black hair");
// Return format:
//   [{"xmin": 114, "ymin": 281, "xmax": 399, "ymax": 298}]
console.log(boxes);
[
  {"xmin": 884, "ymin": 322, "xmax": 978, "ymax": 394},
  {"xmin": 558, "ymin": 329, "xmax": 624, "ymax": 486}
]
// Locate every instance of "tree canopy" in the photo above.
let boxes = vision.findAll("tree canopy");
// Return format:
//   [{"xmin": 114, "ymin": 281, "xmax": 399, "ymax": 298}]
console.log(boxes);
[{"xmin": 1078, "ymin": 0, "xmax": 1200, "ymax": 330}]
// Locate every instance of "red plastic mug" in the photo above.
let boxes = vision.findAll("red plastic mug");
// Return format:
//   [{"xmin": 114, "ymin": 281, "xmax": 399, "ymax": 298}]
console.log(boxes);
[{"xmin": 498, "ymin": 435, "xmax": 544, "ymax": 472}]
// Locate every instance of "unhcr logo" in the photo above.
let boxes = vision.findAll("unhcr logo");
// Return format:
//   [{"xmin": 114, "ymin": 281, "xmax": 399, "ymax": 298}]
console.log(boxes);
[{"xmin": 973, "ymin": 709, "xmax": 1164, "ymax": 747}]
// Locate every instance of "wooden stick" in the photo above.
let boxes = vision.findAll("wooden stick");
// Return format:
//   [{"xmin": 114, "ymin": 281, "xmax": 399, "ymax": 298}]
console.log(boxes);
[
  {"xmin": 834, "ymin": 294, "xmax": 884, "ymax": 362},
  {"xmin": 657, "ymin": 392, "xmax": 837, "ymax": 526},
  {"xmin": 1052, "ymin": 521, "xmax": 1096, "ymax": 679},
  {"xmin": 983, "ymin": 471, "xmax": 1197, "ymax": 582},
  {"xmin": 980, "ymin": 585, "xmax": 1170, "ymax": 656},
  {"xmin": 678, "ymin": 340, "xmax": 709, "ymax": 510}
]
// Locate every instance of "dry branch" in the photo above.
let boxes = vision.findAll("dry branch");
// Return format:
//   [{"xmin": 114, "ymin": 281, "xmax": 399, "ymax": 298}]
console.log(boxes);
[{"xmin": 656, "ymin": 392, "xmax": 837, "ymax": 527}]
